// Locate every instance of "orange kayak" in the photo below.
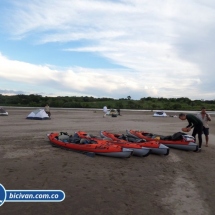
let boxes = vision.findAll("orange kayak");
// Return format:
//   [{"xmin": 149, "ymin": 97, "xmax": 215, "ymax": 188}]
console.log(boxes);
[
  {"xmin": 100, "ymin": 131, "xmax": 169, "ymax": 155},
  {"xmin": 47, "ymin": 133, "xmax": 133, "ymax": 158},
  {"xmin": 76, "ymin": 131, "xmax": 150, "ymax": 157},
  {"xmin": 126, "ymin": 130, "xmax": 198, "ymax": 152}
]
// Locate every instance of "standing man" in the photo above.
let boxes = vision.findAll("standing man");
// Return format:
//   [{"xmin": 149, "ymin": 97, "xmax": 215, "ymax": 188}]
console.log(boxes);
[
  {"xmin": 179, "ymin": 113, "xmax": 203, "ymax": 152},
  {"xmin": 103, "ymin": 106, "xmax": 107, "ymax": 118},
  {"xmin": 44, "ymin": 104, "xmax": 51, "ymax": 117},
  {"xmin": 197, "ymin": 107, "xmax": 211, "ymax": 147}
]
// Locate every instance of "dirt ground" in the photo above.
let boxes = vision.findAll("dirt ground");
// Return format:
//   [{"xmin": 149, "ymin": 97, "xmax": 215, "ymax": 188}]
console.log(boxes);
[{"xmin": 0, "ymin": 108, "xmax": 215, "ymax": 215}]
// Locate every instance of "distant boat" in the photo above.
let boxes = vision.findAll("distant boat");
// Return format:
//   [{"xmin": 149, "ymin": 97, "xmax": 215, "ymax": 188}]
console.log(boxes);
[
  {"xmin": 0, "ymin": 107, "xmax": 8, "ymax": 116},
  {"xmin": 153, "ymin": 111, "xmax": 167, "ymax": 117}
]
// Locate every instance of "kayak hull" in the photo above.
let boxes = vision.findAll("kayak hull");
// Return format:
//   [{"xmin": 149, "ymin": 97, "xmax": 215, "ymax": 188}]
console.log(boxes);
[
  {"xmin": 126, "ymin": 147, "xmax": 150, "ymax": 157},
  {"xmin": 150, "ymin": 144, "xmax": 169, "ymax": 155},
  {"xmin": 96, "ymin": 148, "xmax": 133, "ymax": 158},
  {"xmin": 47, "ymin": 133, "xmax": 133, "ymax": 158},
  {"xmin": 164, "ymin": 142, "xmax": 198, "ymax": 151},
  {"xmin": 100, "ymin": 131, "xmax": 151, "ymax": 157}
]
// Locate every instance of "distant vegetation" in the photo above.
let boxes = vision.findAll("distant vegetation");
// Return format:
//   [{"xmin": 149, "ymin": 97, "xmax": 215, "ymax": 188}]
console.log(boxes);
[{"xmin": 0, "ymin": 94, "xmax": 214, "ymax": 111}]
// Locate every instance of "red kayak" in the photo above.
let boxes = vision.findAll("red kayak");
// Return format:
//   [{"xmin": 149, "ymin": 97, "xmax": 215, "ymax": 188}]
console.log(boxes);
[
  {"xmin": 99, "ymin": 131, "xmax": 169, "ymax": 155},
  {"xmin": 76, "ymin": 131, "xmax": 151, "ymax": 157},
  {"xmin": 76, "ymin": 131, "xmax": 150, "ymax": 157},
  {"xmin": 47, "ymin": 132, "xmax": 133, "ymax": 158},
  {"xmin": 100, "ymin": 131, "xmax": 169, "ymax": 155},
  {"xmin": 126, "ymin": 130, "xmax": 198, "ymax": 151}
]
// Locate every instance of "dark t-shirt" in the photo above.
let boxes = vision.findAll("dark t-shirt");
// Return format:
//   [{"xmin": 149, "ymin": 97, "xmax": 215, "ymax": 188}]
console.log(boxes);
[{"xmin": 186, "ymin": 114, "xmax": 203, "ymax": 128}]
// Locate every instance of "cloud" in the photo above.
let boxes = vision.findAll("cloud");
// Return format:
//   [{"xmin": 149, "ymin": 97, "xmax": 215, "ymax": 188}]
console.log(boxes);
[
  {"xmin": 0, "ymin": 89, "xmax": 26, "ymax": 95},
  {"xmin": 0, "ymin": 53, "xmax": 149, "ymax": 98},
  {"xmin": 0, "ymin": 0, "xmax": 215, "ymax": 99},
  {"xmin": 0, "ymin": 52, "xmax": 206, "ymax": 99}
]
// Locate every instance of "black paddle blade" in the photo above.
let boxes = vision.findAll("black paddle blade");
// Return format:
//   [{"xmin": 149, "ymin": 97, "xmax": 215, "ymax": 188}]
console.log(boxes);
[{"xmin": 84, "ymin": 152, "xmax": 96, "ymax": 157}]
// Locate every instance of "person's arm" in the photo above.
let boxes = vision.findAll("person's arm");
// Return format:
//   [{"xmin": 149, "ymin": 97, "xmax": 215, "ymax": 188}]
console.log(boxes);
[
  {"xmin": 206, "ymin": 113, "xmax": 211, "ymax": 121},
  {"xmin": 186, "ymin": 117, "xmax": 193, "ymax": 128}
]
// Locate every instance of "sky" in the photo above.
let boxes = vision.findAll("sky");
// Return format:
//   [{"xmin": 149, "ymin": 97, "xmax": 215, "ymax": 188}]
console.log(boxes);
[{"xmin": 0, "ymin": 0, "xmax": 215, "ymax": 100}]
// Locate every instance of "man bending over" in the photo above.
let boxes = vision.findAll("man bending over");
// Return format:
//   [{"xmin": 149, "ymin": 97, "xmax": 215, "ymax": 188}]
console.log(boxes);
[{"xmin": 179, "ymin": 113, "xmax": 203, "ymax": 152}]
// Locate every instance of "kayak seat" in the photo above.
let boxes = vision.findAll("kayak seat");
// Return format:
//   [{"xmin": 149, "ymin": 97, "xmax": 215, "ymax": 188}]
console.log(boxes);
[
  {"xmin": 118, "ymin": 134, "xmax": 127, "ymax": 140},
  {"xmin": 58, "ymin": 134, "xmax": 70, "ymax": 141},
  {"xmin": 80, "ymin": 139, "xmax": 98, "ymax": 144},
  {"xmin": 80, "ymin": 139, "xmax": 90, "ymax": 144}
]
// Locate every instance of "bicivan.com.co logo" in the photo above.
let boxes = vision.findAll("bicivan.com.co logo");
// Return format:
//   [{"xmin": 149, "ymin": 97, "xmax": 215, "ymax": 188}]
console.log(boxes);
[
  {"xmin": 0, "ymin": 184, "xmax": 6, "ymax": 207},
  {"xmin": 0, "ymin": 184, "xmax": 65, "ymax": 206}
]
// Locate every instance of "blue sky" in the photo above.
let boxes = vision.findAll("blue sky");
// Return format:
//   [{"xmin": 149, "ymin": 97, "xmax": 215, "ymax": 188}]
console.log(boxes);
[{"xmin": 0, "ymin": 0, "xmax": 215, "ymax": 100}]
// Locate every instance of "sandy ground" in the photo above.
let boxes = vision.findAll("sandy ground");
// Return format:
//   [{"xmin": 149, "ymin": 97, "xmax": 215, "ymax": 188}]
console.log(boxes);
[{"xmin": 0, "ymin": 108, "xmax": 215, "ymax": 215}]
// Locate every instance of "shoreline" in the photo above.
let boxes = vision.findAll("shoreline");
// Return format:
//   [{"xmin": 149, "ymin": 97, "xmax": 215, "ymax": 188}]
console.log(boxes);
[{"xmin": 2, "ymin": 106, "xmax": 215, "ymax": 115}]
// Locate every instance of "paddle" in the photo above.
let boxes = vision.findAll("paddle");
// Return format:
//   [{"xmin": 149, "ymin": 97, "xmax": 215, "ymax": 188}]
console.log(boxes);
[{"xmin": 81, "ymin": 151, "xmax": 95, "ymax": 157}]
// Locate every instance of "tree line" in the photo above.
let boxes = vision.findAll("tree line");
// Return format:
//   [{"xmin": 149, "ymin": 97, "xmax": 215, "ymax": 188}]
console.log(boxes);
[{"xmin": 0, "ymin": 94, "xmax": 214, "ymax": 111}]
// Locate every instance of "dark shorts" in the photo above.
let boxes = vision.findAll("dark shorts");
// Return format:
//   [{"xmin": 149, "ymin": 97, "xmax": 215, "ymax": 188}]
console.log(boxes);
[{"xmin": 203, "ymin": 127, "xmax": 209, "ymax": 136}]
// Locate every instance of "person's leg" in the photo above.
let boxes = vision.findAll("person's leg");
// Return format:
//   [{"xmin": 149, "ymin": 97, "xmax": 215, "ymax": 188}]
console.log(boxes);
[
  {"xmin": 197, "ymin": 129, "xmax": 202, "ymax": 149},
  {"xmin": 192, "ymin": 127, "xmax": 197, "ymax": 140},
  {"xmin": 195, "ymin": 125, "xmax": 203, "ymax": 150},
  {"xmin": 204, "ymin": 128, "xmax": 209, "ymax": 146},
  {"xmin": 192, "ymin": 126, "xmax": 202, "ymax": 150},
  {"xmin": 205, "ymin": 135, "xmax": 209, "ymax": 146}
]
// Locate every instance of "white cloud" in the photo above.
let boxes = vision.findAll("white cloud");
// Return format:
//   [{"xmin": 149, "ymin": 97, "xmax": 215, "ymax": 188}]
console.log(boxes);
[
  {"xmin": 0, "ymin": 0, "xmax": 215, "ymax": 99},
  {"xmin": 0, "ymin": 53, "xmax": 149, "ymax": 98},
  {"xmin": 0, "ymin": 52, "xmax": 207, "ymax": 99}
]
